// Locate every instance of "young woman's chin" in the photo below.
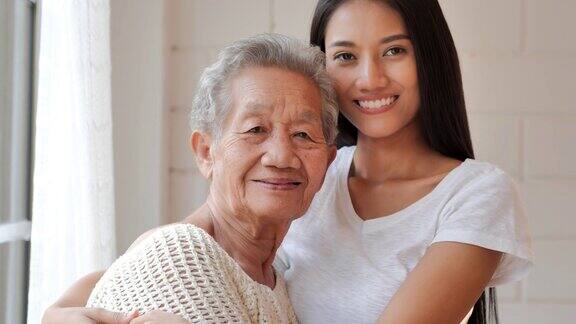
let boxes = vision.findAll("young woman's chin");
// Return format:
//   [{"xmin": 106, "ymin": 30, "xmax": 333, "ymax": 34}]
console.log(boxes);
[
  {"xmin": 358, "ymin": 126, "xmax": 412, "ymax": 141},
  {"xmin": 342, "ymin": 110, "xmax": 419, "ymax": 141}
]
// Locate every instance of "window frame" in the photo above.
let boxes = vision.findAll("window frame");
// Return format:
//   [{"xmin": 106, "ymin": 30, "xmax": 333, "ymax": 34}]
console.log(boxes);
[{"xmin": 0, "ymin": 0, "xmax": 37, "ymax": 323}]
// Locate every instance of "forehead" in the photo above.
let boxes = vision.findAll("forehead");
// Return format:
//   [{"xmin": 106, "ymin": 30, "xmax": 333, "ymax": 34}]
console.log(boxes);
[
  {"xmin": 227, "ymin": 66, "xmax": 323, "ymax": 122},
  {"xmin": 326, "ymin": 0, "xmax": 407, "ymax": 42}
]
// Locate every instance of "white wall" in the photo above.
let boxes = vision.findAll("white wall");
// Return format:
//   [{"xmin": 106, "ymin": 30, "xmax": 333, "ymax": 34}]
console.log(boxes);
[
  {"xmin": 440, "ymin": 1, "xmax": 576, "ymax": 321},
  {"xmin": 110, "ymin": 0, "xmax": 168, "ymax": 254},
  {"xmin": 121, "ymin": 0, "xmax": 575, "ymax": 322}
]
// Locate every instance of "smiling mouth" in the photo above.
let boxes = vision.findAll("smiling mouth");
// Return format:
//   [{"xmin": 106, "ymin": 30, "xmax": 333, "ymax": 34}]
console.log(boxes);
[
  {"xmin": 253, "ymin": 179, "xmax": 302, "ymax": 191},
  {"xmin": 354, "ymin": 95, "xmax": 399, "ymax": 110}
]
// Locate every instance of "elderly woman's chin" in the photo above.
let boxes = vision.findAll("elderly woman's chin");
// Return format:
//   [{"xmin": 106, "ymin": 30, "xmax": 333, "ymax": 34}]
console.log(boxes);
[{"xmin": 246, "ymin": 181, "xmax": 316, "ymax": 222}]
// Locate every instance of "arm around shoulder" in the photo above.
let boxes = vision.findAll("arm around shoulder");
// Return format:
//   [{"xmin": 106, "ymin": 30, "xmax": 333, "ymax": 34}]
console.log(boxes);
[
  {"xmin": 42, "ymin": 224, "xmax": 183, "ymax": 324},
  {"xmin": 50, "ymin": 270, "xmax": 105, "ymax": 308},
  {"xmin": 42, "ymin": 270, "xmax": 137, "ymax": 324}
]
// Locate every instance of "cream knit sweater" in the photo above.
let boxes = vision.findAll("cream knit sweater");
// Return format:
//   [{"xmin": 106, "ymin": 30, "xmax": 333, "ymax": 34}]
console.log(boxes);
[{"xmin": 87, "ymin": 223, "xmax": 297, "ymax": 324}]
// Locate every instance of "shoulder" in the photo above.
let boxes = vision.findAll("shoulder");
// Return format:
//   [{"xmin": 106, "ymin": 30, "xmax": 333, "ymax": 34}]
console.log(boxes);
[
  {"xmin": 120, "ymin": 223, "xmax": 225, "ymax": 273},
  {"xmin": 125, "ymin": 224, "xmax": 170, "ymax": 252},
  {"xmin": 126, "ymin": 223, "xmax": 211, "ymax": 253},
  {"xmin": 445, "ymin": 159, "xmax": 517, "ymax": 197},
  {"xmin": 438, "ymin": 159, "xmax": 523, "ymax": 221},
  {"xmin": 432, "ymin": 160, "xmax": 534, "ymax": 283}
]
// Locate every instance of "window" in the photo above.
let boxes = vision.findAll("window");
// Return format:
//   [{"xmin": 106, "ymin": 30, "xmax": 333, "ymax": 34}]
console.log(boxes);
[{"xmin": 0, "ymin": 0, "xmax": 36, "ymax": 323}]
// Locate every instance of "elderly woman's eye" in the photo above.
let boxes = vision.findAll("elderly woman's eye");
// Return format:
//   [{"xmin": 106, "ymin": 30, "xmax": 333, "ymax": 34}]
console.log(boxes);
[
  {"xmin": 384, "ymin": 47, "xmax": 406, "ymax": 56},
  {"xmin": 294, "ymin": 132, "xmax": 312, "ymax": 140},
  {"xmin": 246, "ymin": 126, "xmax": 265, "ymax": 134},
  {"xmin": 334, "ymin": 52, "xmax": 355, "ymax": 62}
]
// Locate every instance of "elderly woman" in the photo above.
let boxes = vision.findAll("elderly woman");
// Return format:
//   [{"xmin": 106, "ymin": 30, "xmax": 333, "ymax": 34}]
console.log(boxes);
[{"xmin": 43, "ymin": 34, "xmax": 337, "ymax": 324}]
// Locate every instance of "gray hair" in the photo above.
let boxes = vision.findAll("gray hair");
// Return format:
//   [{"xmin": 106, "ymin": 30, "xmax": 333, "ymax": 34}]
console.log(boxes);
[{"xmin": 190, "ymin": 33, "xmax": 339, "ymax": 144}]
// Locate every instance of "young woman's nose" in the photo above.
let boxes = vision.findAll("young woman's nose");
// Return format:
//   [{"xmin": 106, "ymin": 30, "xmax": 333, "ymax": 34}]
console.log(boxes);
[
  {"xmin": 261, "ymin": 133, "xmax": 301, "ymax": 169},
  {"xmin": 356, "ymin": 58, "xmax": 389, "ymax": 92}
]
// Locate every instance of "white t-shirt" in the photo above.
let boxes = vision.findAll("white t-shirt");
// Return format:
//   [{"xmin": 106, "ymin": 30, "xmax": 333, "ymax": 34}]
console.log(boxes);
[{"xmin": 274, "ymin": 146, "xmax": 533, "ymax": 324}]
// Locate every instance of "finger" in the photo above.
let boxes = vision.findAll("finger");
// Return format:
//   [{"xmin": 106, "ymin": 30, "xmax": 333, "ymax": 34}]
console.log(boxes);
[
  {"xmin": 131, "ymin": 310, "xmax": 165, "ymax": 324},
  {"xmin": 84, "ymin": 308, "xmax": 131, "ymax": 324},
  {"xmin": 121, "ymin": 310, "xmax": 140, "ymax": 324}
]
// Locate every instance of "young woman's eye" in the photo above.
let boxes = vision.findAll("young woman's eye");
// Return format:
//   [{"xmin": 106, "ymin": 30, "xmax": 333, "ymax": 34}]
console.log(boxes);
[
  {"xmin": 334, "ymin": 52, "xmax": 356, "ymax": 62},
  {"xmin": 384, "ymin": 47, "xmax": 406, "ymax": 56}
]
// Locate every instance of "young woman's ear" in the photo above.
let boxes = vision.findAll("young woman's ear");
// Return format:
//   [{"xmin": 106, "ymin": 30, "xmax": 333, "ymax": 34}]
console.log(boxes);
[{"xmin": 189, "ymin": 131, "xmax": 213, "ymax": 179}]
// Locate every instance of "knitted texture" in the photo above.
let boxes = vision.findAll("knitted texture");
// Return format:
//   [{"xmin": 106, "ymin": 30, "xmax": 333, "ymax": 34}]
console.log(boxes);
[{"xmin": 87, "ymin": 224, "xmax": 297, "ymax": 324}]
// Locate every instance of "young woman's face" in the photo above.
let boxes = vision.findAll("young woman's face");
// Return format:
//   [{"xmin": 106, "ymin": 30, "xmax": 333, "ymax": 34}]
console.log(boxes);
[{"xmin": 325, "ymin": 0, "xmax": 420, "ymax": 139}]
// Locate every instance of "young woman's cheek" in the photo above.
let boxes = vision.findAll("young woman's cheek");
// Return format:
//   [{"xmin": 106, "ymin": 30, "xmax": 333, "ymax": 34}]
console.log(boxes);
[
  {"xmin": 395, "ymin": 55, "xmax": 418, "ymax": 86},
  {"xmin": 327, "ymin": 69, "xmax": 354, "ymax": 101},
  {"xmin": 326, "ymin": 60, "xmax": 347, "ymax": 79}
]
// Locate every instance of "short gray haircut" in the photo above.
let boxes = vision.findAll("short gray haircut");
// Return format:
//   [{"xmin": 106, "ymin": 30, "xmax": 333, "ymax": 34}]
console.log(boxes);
[{"xmin": 190, "ymin": 33, "xmax": 338, "ymax": 144}]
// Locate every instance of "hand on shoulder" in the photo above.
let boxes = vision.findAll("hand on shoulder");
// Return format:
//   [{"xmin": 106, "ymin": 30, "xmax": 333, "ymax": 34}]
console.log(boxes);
[{"xmin": 42, "ymin": 305, "xmax": 137, "ymax": 324}]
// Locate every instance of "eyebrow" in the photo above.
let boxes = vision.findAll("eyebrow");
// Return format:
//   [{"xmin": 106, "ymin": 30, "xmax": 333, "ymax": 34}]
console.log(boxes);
[
  {"xmin": 296, "ymin": 110, "xmax": 322, "ymax": 124},
  {"xmin": 328, "ymin": 34, "xmax": 410, "ymax": 48}
]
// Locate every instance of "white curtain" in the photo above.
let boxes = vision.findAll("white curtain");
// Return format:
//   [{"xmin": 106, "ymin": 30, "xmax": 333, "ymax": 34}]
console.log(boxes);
[{"xmin": 27, "ymin": 1, "xmax": 115, "ymax": 323}]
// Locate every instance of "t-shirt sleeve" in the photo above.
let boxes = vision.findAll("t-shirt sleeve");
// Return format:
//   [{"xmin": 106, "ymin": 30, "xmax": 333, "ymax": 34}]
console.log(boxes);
[{"xmin": 431, "ymin": 168, "xmax": 534, "ymax": 286}]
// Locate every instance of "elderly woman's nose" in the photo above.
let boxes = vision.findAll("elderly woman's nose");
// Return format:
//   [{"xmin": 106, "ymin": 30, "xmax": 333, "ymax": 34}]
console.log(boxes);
[{"xmin": 261, "ymin": 134, "xmax": 301, "ymax": 169}]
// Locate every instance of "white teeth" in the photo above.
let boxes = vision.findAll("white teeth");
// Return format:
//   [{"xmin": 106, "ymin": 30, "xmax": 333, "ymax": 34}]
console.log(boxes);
[{"xmin": 358, "ymin": 96, "xmax": 397, "ymax": 109}]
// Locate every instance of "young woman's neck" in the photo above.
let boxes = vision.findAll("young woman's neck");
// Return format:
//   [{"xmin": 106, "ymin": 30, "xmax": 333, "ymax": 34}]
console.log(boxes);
[
  {"xmin": 354, "ymin": 120, "xmax": 441, "ymax": 182},
  {"xmin": 193, "ymin": 201, "xmax": 289, "ymax": 289}
]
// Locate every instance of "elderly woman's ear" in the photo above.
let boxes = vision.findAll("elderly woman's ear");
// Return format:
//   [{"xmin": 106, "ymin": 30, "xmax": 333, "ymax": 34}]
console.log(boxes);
[{"xmin": 189, "ymin": 131, "xmax": 214, "ymax": 179}]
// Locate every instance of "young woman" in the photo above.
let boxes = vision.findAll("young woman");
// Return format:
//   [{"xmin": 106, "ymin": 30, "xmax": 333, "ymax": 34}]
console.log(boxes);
[{"xmin": 273, "ymin": 0, "xmax": 533, "ymax": 323}]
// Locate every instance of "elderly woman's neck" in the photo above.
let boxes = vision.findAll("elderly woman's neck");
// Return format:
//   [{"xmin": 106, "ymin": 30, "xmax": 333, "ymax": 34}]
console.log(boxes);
[{"xmin": 188, "ymin": 203, "xmax": 290, "ymax": 289}]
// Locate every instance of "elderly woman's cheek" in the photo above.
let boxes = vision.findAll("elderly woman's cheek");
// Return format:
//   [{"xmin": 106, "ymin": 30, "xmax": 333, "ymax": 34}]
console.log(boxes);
[{"xmin": 301, "ymin": 149, "xmax": 330, "ymax": 190}]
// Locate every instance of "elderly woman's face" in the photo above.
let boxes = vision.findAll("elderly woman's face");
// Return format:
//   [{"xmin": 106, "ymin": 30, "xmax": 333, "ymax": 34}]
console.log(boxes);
[{"xmin": 209, "ymin": 66, "xmax": 335, "ymax": 223}]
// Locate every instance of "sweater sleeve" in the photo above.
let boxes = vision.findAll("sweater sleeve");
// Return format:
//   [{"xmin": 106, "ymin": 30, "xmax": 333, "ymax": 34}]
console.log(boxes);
[{"xmin": 432, "ymin": 167, "xmax": 534, "ymax": 286}]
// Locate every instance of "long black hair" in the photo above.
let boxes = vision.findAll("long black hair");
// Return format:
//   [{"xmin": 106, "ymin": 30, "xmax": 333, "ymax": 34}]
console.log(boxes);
[{"xmin": 310, "ymin": 0, "xmax": 498, "ymax": 323}]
